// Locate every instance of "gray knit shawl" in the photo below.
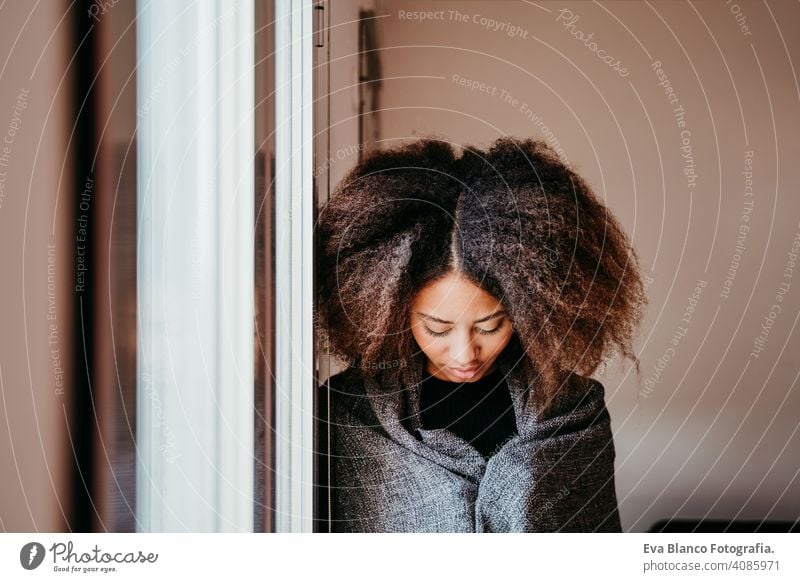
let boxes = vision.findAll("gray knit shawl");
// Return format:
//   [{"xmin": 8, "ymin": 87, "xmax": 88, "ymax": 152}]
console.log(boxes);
[{"xmin": 315, "ymin": 348, "xmax": 622, "ymax": 532}]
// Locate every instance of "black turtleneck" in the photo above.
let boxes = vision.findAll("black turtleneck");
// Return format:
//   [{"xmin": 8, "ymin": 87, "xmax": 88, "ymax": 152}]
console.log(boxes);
[{"xmin": 418, "ymin": 367, "xmax": 518, "ymax": 459}]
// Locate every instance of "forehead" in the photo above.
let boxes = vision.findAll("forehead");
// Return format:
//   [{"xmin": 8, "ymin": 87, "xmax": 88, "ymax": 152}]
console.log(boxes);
[{"xmin": 411, "ymin": 274, "xmax": 501, "ymax": 315}]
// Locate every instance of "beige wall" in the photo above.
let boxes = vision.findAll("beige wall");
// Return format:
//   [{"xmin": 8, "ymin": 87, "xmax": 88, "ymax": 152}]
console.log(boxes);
[
  {"xmin": 0, "ymin": 1, "xmax": 72, "ymax": 531},
  {"xmin": 366, "ymin": 0, "xmax": 800, "ymax": 530}
]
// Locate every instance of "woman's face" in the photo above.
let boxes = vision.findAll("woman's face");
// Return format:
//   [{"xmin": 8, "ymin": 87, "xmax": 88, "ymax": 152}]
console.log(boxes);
[{"xmin": 409, "ymin": 273, "xmax": 514, "ymax": 382}]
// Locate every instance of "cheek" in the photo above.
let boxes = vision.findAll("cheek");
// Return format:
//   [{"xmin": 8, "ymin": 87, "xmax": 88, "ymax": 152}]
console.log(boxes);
[
  {"xmin": 417, "ymin": 336, "xmax": 443, "ymax": 356},
  {"xmin": 411, "ymin": 325, "xmax": 438, "ymax": 354},
  {"xmin": 485, "ymin": 330, "xmax": 514, "ymax": 353}
]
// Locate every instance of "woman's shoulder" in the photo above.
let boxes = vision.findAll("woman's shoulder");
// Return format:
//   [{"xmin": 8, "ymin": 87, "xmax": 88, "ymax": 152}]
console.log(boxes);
[
  {"xmin": 318, "ymin": 365, "xmax": 366, "ymax": 398},
  {"xmin": 560, "ymin": 371, "xmax": 607, "ymax": 408},
  {"xmin": 529, "ymin": 371, "xmax": 611, "ymax": 437},
  {"xmin": 574, "ymin": 372, "xmax": 607, "ymax": 400},
  {"xmin": 316, "ymin": 366, "xmax": 376, "ymax": 425}
]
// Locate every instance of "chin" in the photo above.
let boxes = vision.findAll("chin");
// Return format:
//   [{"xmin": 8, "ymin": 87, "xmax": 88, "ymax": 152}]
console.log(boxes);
[{"xmin": 458, "ymin": 375, "xmax": 482, "ymax": 383}]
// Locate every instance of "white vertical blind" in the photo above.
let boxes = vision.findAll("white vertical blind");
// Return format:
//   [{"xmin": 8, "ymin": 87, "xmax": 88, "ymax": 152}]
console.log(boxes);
[
  {"xmin": 136, "ymin": 0, "xmax": 255, "ymax": 532},
  {"xmin": 274, "ymin": 0, "xmax": 315, "ymax": 532}
]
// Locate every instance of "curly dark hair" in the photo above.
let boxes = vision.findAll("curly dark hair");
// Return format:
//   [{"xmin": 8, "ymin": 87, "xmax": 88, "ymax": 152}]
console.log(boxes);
[{"xmin": 315, "ymin": 136, "xmax": 647, "ymax": 416}]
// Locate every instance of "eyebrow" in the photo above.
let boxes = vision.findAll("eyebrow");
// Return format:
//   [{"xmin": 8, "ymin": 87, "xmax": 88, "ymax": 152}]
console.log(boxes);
[{"xmin": 415, "ymin": 309, "xmax": 508, "ymax": 325}]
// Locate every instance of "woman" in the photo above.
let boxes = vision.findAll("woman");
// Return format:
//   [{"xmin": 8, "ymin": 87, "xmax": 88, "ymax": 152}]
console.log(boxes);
[{"xmin": 314, "ymin": 137, "xmax": 647, "ymax": 532}]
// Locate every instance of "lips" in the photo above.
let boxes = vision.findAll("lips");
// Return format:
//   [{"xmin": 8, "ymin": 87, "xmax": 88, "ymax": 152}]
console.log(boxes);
[
  {"xmin": 451, "ymin": 366, "xmax": 480, "ymax": 373},
  {"xmin": 449, "ymin": 365, "xmax": 481, "ymax": 380}
]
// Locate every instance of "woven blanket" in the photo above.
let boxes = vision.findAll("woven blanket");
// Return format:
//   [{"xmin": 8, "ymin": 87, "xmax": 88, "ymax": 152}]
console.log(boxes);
[{"xmin": 315, "ymin": 350, "xmax": 622, "ymax": 533}]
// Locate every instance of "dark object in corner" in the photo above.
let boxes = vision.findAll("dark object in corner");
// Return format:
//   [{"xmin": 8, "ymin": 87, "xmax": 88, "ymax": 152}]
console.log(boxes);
[{"xmin": 649, "ymin": 518, "xmax": 799, "ymax": 533}]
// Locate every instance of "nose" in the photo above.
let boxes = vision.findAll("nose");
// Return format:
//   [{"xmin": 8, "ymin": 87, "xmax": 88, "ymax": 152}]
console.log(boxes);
[{"xmin": 448, "ymin": 330, "xmax": 479, "ymax": 366}]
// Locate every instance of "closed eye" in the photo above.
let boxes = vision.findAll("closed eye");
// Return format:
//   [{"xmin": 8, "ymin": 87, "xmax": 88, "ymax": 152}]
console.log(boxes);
[{"xmin": 424, "ymin": 320, "xmax": 504, "ymax": 338}]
